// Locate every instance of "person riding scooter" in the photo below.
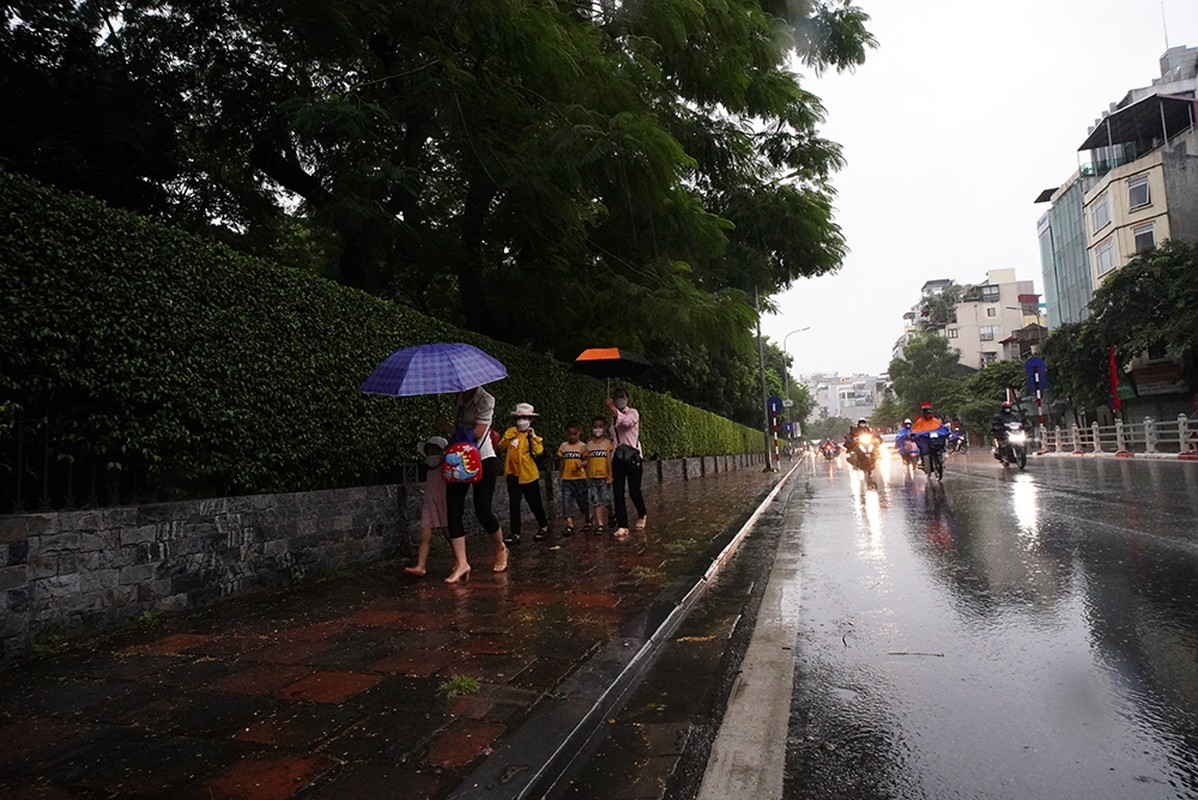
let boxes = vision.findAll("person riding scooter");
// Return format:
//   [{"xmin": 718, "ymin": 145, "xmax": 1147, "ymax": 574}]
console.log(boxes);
[
  {"xmin": 991, "ymin": 401, "xmax": 1030, "ymax": 465},
  {"xmin": 911, "ymin": 403, "xmax": 950, "ymax": 479},
  {"xmin": 845, "ymin": 418, "xmax": 878, "ymax": 471},
  {"xmin": 895, "ymin": 418, "xmax": 920, "ymax": 465}
]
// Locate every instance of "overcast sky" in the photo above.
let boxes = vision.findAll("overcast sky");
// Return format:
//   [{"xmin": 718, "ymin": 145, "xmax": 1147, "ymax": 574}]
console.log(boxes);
[{"xmin": 763, "ymin": 0, "xmax": 1198, "ymax": 379}]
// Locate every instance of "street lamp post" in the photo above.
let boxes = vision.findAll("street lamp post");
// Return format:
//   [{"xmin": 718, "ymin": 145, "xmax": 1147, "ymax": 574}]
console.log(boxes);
[{"xmin": 781, "ymin": 327, "xmax": 811, "ymax": 433}]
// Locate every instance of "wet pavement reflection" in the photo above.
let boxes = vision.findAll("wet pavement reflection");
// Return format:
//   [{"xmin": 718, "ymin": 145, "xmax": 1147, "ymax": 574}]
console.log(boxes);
[{"xmin": 787, "ymin": 453, "xmax": 1198, "ymax": 799}]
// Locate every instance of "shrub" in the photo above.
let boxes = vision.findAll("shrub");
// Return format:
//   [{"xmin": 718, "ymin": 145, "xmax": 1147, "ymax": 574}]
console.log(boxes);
[{"xmin": 0, "ymin": 173, "xmax": 759, "ymax": 503}]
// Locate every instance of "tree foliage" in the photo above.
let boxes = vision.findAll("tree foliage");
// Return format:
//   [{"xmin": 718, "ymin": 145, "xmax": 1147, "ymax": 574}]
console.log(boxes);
[
  {"xmin": 1044, "ymin": 241, "xmax": 1198, "ymax": 413},
  {"xmin": 0, "ymin": 0, "xmax": 874, "ymax": 418},
  {"xmin": 0, "ymin": 173, "xmax": 762, "ymax": 502},
  {"xmin": 887, "ymin": 333, "xmax": 966, "ymax": 412}
]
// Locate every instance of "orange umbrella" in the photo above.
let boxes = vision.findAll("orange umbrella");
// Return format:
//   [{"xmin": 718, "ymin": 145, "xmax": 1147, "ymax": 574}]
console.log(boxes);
[{"xmin": 571, "ymin": 348, "xmax": 651, "ymax": 379}]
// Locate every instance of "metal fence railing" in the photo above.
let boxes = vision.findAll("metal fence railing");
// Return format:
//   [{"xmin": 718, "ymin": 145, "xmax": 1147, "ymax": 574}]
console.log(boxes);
[{"xmin": 1039, "ymin": 415, "xmax": 1195, "ymax": 455}]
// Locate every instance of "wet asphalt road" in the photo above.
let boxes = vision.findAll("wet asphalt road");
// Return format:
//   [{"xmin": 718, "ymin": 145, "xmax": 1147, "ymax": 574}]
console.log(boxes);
[{"xmin": 787, "ymin": 452, "xmax": 1198, "ymax": 800}]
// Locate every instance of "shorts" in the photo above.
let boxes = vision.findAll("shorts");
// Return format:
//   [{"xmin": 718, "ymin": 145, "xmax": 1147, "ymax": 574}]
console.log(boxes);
[
  {"xmin": 561, "ymin": 479, "xmax": 589, "ymax": 518},
  {"xmin": 588, "ymin": 477, "xmax": 613, "ymax": 508}
]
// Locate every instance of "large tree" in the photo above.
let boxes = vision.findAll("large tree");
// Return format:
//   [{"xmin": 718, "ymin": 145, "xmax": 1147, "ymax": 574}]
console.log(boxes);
[
  {"xmin": 1, "ymin": 0, "xmax": 874, "ymax": 418},
  {"xmin": 888, "ymin": 333, "xmax": 967, "ymax": 414},
  {"xmin": 1044, "ymin": 240, "xmax": 1198, "ymax": 415}
]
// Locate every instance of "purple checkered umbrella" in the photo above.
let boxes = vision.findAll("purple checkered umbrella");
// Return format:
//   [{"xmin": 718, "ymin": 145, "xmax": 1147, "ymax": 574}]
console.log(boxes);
[{"xmin": 360, "ymin": 343, "xmax": 507, "ymax": 396}]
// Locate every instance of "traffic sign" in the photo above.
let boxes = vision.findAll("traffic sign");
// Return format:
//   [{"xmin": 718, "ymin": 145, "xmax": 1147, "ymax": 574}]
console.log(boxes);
[
  {"xmin": 782, "ymin": 399, "xmax": 794, "ymax": 408},
  {"xmin": 1025, "ymin": 357, "xmax": 1047, "ymax": 393},
  {"xmin": 767, "ymin": 395, "xmax": 784, "ymax": 414}
]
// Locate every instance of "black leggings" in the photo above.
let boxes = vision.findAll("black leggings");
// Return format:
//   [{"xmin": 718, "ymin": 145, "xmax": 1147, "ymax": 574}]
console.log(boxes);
[
  {"xmin": 506, "ymin": 476, "xmax": 548, "ymax": 538},
  {"xmin": 612, "ymin": 459, "xmax": 646, "ymax": 528},
  {"xmin": 446, "ymin": 457, "xmax": 501, "ymax": 540}
]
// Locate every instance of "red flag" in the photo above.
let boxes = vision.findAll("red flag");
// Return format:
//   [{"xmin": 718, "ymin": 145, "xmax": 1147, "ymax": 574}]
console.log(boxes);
[{"xmin": 1109, "ymin": 346, "xmax": 1122, "ymax": 412}]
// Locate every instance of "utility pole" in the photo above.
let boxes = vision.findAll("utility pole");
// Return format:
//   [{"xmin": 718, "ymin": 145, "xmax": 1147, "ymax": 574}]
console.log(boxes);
[{"xmin": 756, "ymin": 289, "xmax": 773, "ymax": 472}]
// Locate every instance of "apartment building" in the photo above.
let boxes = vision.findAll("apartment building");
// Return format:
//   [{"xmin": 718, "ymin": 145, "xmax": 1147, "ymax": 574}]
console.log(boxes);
[
  {"xmin": 1036, "ymin": 45, "xmax": 1198, "ymax": 328},
  {"xmin": 897, "ymin": 271, "xmax": 1042, "ymax": 370},
  {"xmin": 806, "ymin": 373, "xmax": 882, "ymax": 421}
]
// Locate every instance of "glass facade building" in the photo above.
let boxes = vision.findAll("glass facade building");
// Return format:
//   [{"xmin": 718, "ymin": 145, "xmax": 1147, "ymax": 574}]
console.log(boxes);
[{"xmin": 1037, "ymin": 176, "xmax": 1093, "ymax": 328}]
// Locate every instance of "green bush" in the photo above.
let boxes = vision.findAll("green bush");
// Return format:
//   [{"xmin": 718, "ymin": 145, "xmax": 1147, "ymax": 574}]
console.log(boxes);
[{"xmin": 0, "ymin": 173, "xmax": 759, "ymax": 500}]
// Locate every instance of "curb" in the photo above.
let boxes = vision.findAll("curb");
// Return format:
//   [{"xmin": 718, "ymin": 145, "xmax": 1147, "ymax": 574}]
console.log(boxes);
[
  {"xmin": 1036, "ymin": 450, "xmax": 1198, "ymax": 462},
  {"xmin": 448, "ymin": 463, "xmax": 800, "ymax": 800}
]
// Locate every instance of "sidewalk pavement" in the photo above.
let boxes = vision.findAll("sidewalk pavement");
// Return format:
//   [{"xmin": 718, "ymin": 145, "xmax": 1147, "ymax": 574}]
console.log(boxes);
[{"xmin": 0, "ymin": 462, "xmax": 786, "ymax": 800}]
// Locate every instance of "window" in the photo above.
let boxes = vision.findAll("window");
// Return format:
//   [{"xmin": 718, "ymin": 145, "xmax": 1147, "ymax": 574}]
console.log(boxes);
[
  {"xmin": 986, "ymin": 307, "xmax": 997, "ymax": 317},
  {"xmin": 979, "ymin": 325, "xmax": 1000, "ymax": 341},
  {"xmin": 947, "ymin": 328, "xmax": 959, "ymax": 339},
  {"xmin": 1128, "ymin": 175, "xmax": 1150, "ymax": 209},
  {"xmin": 981, "ymin": 352, "xmax": 998, "ymax": 366},
  {"xmin": 1133, "ymin": 222, "xmax": 1155, "ymax": 253},
  {"xmin": 981, "ymin": 285, "xmax": 1000, "ymax": 301},
  {"xmin": 1091, "ymin": 193, "xmax": 1111, "ymax": 232},
  {"xmin": 1095, "ymin": 237, "xmax": 1116, "ymax": 276}
]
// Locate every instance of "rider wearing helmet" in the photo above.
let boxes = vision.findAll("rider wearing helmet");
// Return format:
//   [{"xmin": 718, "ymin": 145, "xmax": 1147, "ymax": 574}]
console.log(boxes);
[
  {"xmin": 911, "ymin": 403, "xmax": 943, "ymax": 433},
  {"xmin": 991, "ymin": 400, "xmax": 1029, "ymax": 450}
]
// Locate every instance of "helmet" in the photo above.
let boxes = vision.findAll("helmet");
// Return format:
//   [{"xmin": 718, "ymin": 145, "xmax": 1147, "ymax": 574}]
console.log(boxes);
[
  {"xmin": 1001, "ymin": 400, "xmax": 1012, "ymax": 409},
  {"xmin": 902, "ymin": 418, "xmax": 912, "ymax": 427},
  {"xmin": 920, "ymin": 402, "xmax": 933, "ymax": 410},
  {"xmin": 857, "ymin": 418, "xmax": 868, "ymax": 426}
]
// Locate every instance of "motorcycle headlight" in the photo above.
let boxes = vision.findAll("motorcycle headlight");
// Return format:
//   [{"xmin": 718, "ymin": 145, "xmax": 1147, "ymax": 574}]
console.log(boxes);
[
  {"xmin": 856, "ymin": 434, "xmax": 871, "ymax": 444},
  {"xmin": 1009, "ymin": 431, "xmax": 1026, "ymax": 444}
]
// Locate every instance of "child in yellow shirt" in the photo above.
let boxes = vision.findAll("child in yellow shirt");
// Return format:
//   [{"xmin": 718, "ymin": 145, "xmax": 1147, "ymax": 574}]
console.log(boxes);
[
  {"xmin": 556, "ymin": 421, "xmax": 589, "ymax": 537},
  {"xmin": 497, "ymin": 402, "xmax": 549, "ymax": 545},
  {"xmin": 585, "ymin": 416, "xmax": 614, "ymax": 534}
]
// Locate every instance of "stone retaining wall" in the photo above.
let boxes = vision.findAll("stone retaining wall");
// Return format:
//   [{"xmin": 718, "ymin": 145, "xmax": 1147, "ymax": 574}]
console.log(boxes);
[{"xmin": 0, "ymin": 453, "xmax": 766, "ymax": 663}]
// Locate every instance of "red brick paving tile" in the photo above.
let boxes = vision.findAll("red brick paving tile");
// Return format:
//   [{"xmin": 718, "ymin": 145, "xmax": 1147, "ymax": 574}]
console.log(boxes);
[
  {"xmin": 511, "ymin": 591, "xmax": 559, "ymax": 605},
  {"xmin": 126, "ymin": 632, "xmax": 214, "ymax": 655},
  {"xmin": 211, "ymin": 664, "xmax": 313, "ymax": 696},
  {"xmin": 367, "ymin": 650, "xmax": 454, "ymax": 677},
  {"xmin": 453, "ymin": 633, "xmax": 515, "ymax": 655},
  {"xmin": 424, "ymin": 720, "xmax": 506, "ymax": 768},
  {"xmin": 403, "ymin": 612, "xmax": 456, "ymax": 630},
  {"xmin": 276, "ymin": 621, "xmax": 348, "ymax": 642},
  {"xmin": 278, "ymin": 671, "xmax": 383, "ymax": 704},
  {"xmin": 183, "ymin": 635, "xmax": 269, "ymax": 658},
  {"xmin": 242, "ymin": 639, "xmax": 332, "ymax": 665},
  {"xmin": 448, "ymin": 696, "xmax": 494, "ymax": 720},
  {"xmin": 343, "ymin": 608, "xmax": 411, "ymax": 627},
  {"xmin": 0, "ymin": 716, "xmax": 93, "ymax": 764},
  {"xmin": 441, "ymin": 653, "xmax": 536, "ymax": 684},
  {"xmin": 188, "ymin": 754, "xmax": 337, "ymax": 800},
  {"xmin": 570, "ymin": 593, "xmax": 623, "ymax": 608}
]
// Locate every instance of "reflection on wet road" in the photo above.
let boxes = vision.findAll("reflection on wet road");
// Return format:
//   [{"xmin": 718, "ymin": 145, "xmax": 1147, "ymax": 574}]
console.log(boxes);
[{"xmin": 787, "ymin": 454, "xmax": 1198, "ymax": 800}]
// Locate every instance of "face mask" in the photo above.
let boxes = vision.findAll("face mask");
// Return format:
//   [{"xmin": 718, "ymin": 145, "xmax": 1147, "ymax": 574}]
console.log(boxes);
[
  {"xmin": 425, "ymin": 455, "xmax": 442, "ymax": 467},
  {"xmin": 516, "ymin": 419, "xmax": 531, "ymax": 431},
  {"xmin": 592, "ymin": 428, "xmax": 605, "ymax": 438},
  {"xmin": 614, "ymin": 398, "xmax": 628, "ymax": 410}
]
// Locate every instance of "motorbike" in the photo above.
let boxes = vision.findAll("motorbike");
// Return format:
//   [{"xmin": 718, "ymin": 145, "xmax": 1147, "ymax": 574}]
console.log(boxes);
[
  {"xmin": 821, "ymin": 443, "xmax": 838, "ymax": 462},
  {"xmin": 898, "ymin": 437, "xmax": 921, "ymax": 476},
  {"xmin": 848, "ymin": 432, "xmax": 880, "ymax": 475},
  {"xmin": 994, "ymin": 421, "xmax": 1028, "ymax": 470},
  {"xmin": 916, "ymin": 430, "xmax": 946, "ymax": 481},
  {"xmin": 948, "ymin": 429, "xmax": 968, "ymax": 454}
]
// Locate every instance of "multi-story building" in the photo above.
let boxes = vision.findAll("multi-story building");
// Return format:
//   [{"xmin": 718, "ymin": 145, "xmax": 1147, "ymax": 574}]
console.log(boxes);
[
  {"xmin": 897, "ymin": 270, "xmax": 1042, "ymax": 370},
  {"xmin": 805, "ymin": 373, "xmax": 882, "ymax": 421},
  {"xmin": 1036, "ymin": 45, "xmax": 1198, "ymax": 329}
]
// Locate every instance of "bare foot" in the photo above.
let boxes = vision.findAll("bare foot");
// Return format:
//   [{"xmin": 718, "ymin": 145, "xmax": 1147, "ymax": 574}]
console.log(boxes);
[
  {"xmin": 635, "ymin": 515, "xmax": 647, "ymax": 530},
  {"xmin": 613, "ymin": 527, "xmax": 630, "ymax": 538},
  {"xmin": 403, "ymin": 566, "xmax": 427, "ymax": 577}
]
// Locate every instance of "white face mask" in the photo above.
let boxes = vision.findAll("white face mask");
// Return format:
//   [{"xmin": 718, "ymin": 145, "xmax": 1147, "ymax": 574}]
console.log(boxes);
[
  {"xmin": 592, "ymin": 428, "xmax": 605, "ymax": 438},
  {"xmin": 425, "ymin": 455, "xmax": 442, "ymax": 467},
  {"xmin": 614, "ymin": 398, "xmax": 628, "ymax": 410},
  {"xmin": 516, "ymin": 419, "xmax": 531, "ymax": 431}
]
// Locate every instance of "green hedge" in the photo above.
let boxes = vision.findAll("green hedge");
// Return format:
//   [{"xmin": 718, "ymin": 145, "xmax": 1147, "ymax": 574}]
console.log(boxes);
[{"xmin": 0, "ymin": 172, "xmax": 760, "ymax": 500}]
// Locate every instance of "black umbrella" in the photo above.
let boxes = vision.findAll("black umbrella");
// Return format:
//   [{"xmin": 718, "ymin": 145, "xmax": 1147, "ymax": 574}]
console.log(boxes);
[{"xmin": 571, "ymin": 348, "xmax": 651, "ymax": 394}]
